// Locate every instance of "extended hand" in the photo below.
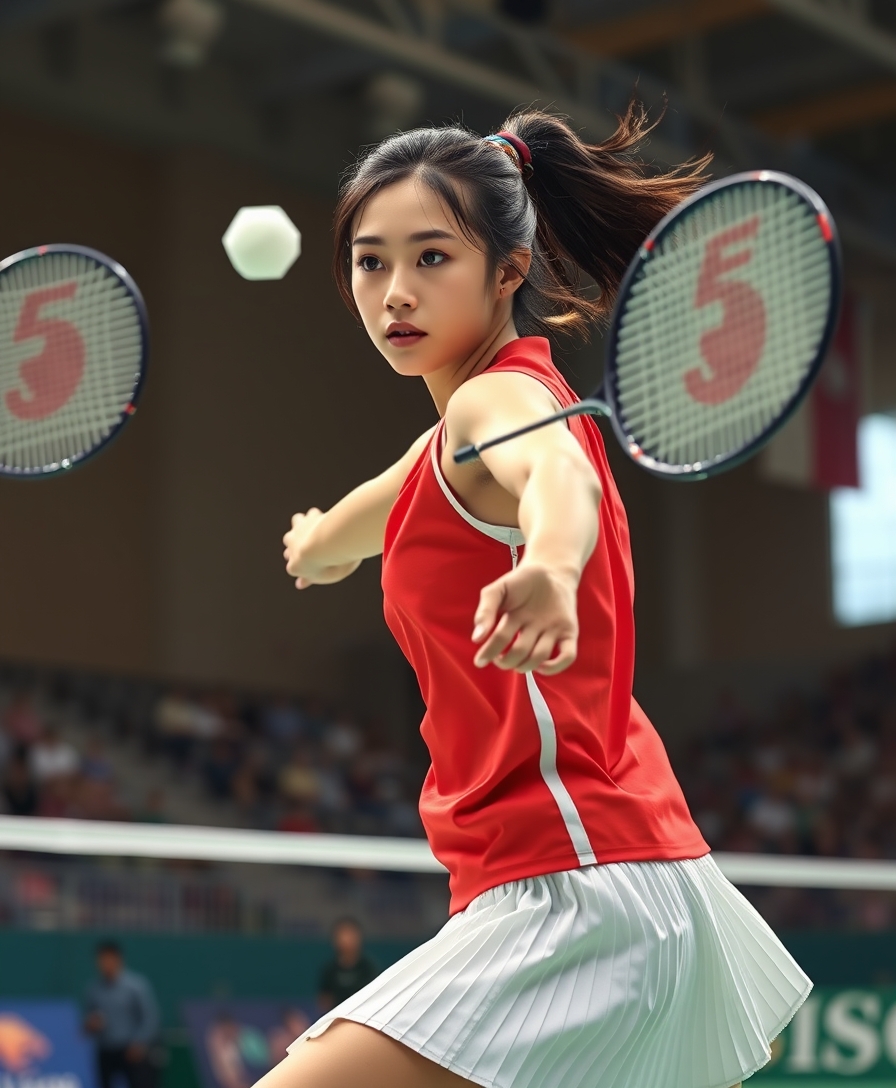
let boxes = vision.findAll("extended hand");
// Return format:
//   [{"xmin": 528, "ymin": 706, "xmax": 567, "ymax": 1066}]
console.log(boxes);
[
  {"xmin": 283, "ymin": 508, "xmax": 361, "ymax": 588},
  {"xmin": 472, "ymin": 563, "xmax": 579, "ymax": 675}
]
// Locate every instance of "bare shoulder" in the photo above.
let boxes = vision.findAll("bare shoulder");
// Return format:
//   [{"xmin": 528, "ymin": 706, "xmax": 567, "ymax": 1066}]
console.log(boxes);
[
  {"xmin": 445, "ymin": 369, "xmax": 562, "ymax": 445},
  {"xmin": 449, "ymin": 368, "xmax": 561, "ymax": 413}
]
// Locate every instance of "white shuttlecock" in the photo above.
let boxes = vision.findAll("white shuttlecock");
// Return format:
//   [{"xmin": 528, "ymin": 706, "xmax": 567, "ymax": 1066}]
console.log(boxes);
[{"xmin": 222, "ymin": 206, "xmax": 301, "ymax": 280}]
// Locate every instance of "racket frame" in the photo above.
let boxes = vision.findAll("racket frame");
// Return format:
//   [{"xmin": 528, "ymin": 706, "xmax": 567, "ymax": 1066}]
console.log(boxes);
[
  {"xmin": 603, "ymin": 169, "xmax": 843, "ymax": 481},
  {"xmin": 0, "ymin": 243, "xmax": 150, "ymax": 478}
]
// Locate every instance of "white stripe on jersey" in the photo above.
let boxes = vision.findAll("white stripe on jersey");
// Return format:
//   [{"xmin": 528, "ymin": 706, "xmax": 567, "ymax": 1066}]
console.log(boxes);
[{"xmin": 525, "ymin": 671, "xmax": 598, "ymax": 866}]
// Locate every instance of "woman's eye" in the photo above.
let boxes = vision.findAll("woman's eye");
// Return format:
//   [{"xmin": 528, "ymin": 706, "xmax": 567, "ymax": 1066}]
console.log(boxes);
[
  {"xmin": 358, "ymin": 255, "xmax": 382, "ymax": 272},
  {"xmin": 420, "ymin": 250, "xmax": 446, "ymax": 267}
]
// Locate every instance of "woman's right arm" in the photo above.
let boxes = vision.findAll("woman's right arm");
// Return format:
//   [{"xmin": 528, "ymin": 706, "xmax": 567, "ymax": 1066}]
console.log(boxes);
[{"xmin": 283, "ymin": 425, "xmax": 436, "ymax": 588}]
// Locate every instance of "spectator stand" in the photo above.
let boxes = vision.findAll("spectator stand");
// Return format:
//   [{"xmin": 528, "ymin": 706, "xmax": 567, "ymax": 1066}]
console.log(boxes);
[{"xmin": 0, "ymin": 663, "xmax": 441, "ymax": 938}]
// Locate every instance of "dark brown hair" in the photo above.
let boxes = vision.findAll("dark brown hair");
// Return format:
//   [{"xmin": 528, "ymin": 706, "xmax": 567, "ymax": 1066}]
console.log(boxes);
[{"xmin": 332, "ymin": 100, "xmax": 712, "ymax": 339}]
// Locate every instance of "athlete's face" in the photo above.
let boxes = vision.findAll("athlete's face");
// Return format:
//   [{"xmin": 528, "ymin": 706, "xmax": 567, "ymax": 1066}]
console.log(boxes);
[{"xmin": 350, "ymin": 178, "xmax": 507, "ymax": 377}]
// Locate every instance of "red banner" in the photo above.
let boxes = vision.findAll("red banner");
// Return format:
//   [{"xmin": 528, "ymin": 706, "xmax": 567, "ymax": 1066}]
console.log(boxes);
[{"xmin": 810, "ymin": 293, "xmax": 861, "ymax": 490}]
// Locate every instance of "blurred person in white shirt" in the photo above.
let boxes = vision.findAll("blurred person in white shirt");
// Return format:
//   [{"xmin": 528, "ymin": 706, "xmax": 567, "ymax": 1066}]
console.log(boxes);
[{"xmin": 30, "ymin": 725, "xmax": 79, "ymax": 781}]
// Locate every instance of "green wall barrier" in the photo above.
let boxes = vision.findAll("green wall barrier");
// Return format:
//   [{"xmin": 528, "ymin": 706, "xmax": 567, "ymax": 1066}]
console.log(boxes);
[
  {"xmin": 782, "ymin": 933, "xmax": 896, "ymax": 989},
  {"xmin": 3, "ymin": 931, "xmax": 896, "ymax": 1084},
  {"xmin": 0, "ymin": 931, "xmax": 418, "ymax": 1088},
  {"xmin": 756, "ymin": 987, "xmax": 896, "ymax": 1083},
  {"xmin": 0, "ymin": 931, "xmax": 419, "ymax": 1028}
]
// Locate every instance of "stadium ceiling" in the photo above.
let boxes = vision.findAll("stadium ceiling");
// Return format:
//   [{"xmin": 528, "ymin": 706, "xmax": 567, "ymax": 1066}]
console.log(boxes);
[{"xmin": 1, "ymin": 0, "xmax": 896, "ymax": 264}]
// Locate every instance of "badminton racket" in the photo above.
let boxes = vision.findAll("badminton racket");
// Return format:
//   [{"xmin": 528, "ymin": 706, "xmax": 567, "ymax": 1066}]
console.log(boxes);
[
  {"xmin": 455, "ymin": 170, "xmax": 842, "ymax": 480},
  {"xmin": 0, "ymin": 244, "xmax": 148, "ymax": 478}
]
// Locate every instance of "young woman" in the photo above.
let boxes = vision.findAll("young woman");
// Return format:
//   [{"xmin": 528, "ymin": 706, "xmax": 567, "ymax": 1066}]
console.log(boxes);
[{"xmin": 271, "ymin": 103, "xmax": 812, "ymax": 1088}]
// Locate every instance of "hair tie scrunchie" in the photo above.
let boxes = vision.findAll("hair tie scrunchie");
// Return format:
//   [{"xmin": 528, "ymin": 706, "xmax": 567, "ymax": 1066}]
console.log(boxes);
[{"xmin": 484, "ymin": 131, "xmax": 534, "ymax": 179}]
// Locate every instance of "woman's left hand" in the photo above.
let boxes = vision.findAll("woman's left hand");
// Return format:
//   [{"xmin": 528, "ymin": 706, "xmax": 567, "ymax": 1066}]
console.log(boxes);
[{"xmin": 472, "ymin": 563, "xmax": 579, "ymax": 675}]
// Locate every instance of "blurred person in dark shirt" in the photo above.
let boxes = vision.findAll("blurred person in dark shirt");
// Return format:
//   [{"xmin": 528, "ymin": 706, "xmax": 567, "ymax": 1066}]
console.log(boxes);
[
  {"xmin": 204, "ymin": 738, "xmax": 239, "ymax": 799},
  {"xmin": 81, "ymin": 735, "xmax": 115, "ymax": 783},
  {"xmin": 84, "ymin": 940, "xmax": 160, "ymax": 1088},
  {"xmin": 3, "ymin": 692, "xmax": 43, "ymax": 746},
  {"xmin": 2, "ymin": 747, "xmax": 38, "ymax": 816},
  {"xmin": 261, "ymin": 699, "xmax": 306, "ymax": 748},
  {"xmin": 317, "ymin": 918, "xmax": 378, "ymax": 1012}
]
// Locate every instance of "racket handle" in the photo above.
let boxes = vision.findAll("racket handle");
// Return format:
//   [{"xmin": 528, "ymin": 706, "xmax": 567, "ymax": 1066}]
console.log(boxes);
[{"xmin": 453, "ymin": 397, "xmax": 611, "ymax": 464}]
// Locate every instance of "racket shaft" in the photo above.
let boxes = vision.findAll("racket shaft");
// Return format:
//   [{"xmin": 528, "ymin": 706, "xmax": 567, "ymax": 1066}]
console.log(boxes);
[{"xmin": 453, "ymin": 398, "xmax": 610, "ymax": 464}]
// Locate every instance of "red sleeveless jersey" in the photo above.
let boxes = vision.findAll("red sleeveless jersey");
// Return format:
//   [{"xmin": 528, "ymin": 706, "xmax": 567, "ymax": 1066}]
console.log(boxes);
[{"xmin": 382, "ymin": 337, "xmax": 708, "ymax": 914}]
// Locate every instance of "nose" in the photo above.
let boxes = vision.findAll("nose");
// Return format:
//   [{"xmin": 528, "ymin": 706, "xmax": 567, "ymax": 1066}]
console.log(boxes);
[{"xmin": 383, "ymin": 267, "xmax": 417, "ymax": 311}]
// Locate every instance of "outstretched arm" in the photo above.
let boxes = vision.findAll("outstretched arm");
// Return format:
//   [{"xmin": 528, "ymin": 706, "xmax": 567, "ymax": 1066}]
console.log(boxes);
[
  {"xmin": 284, "ymin": 425, "xmax": 436, "ymax": 588},
  {"xmin": 445, "ymin": 372, "xmax": 602, "ymax": 675}
]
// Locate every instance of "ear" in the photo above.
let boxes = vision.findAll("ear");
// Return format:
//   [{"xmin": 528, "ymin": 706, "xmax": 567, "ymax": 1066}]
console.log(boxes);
[{"xmin": 496, "ymin": 248, "xmax": 532, "ymax": 297}]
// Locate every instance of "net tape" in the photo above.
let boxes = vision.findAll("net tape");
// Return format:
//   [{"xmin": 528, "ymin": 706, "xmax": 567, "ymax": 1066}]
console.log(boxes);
[
  {"xmin": 614, "ymin": 180, "xmax": 832, "ymax": 470},
  {"xmin": 0, "ymin": 252, "xmax": 144, "ymax": 473},
  {"xmin": 0, "ymin": 815, "xmax": 893, "ymax": 890}
]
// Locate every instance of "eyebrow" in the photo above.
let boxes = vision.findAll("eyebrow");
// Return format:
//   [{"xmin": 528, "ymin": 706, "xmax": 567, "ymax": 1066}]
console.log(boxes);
[{"xmin": 352, "ymin": 229, "xmax": 457, "ymax": 246}]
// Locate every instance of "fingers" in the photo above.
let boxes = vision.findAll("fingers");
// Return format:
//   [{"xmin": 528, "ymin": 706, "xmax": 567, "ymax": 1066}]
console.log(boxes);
[
  {"xmin": 286, "ymin": 507, "xmax": 321, "ymax": 544},
  {"xmin": 292, "ymin": 507, "xmax": 320, "ymax": 526},
  {"xmin": 478, "ymin": 628, "xmax": 577, "ymax": 674},
  {"xmin": 472, "ymin": 569, "xmax": 579, "ymax": 674},
  {"xmin": 484, "ymin": 625, "xmax": 542, "ymax": 672},
  {"xmin": 473, "ymin": 612, "xmax": 522, "ymax": 669},
  {"xmin": 284, "ymin": 508, "xmax": 321, "ymax": 575},
  {"xmin": 514, "ymin": 632, "xmax": 561, "ymax": 674},
  {"xmin": 472, "ymin": 580, "xmax": 507, "ymax": 644},
  {"xmin": 535, "ymin": 637, "xmax": 577, "ymax": 676}
]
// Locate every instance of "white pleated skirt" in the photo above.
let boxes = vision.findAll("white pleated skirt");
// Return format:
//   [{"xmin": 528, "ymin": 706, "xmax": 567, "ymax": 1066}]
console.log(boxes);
[{"xmin": 289, "ymin": 854, "xmax": 811, "ymax": 1088}]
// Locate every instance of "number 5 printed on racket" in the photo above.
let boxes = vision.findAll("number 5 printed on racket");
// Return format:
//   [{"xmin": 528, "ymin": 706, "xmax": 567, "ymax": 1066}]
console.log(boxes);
[
  {"xmin": 0, "ymin": 244, "xmax": 148, "ymax": 477},
  {"xmin": 686, "ymin": 215, "xmax": 766, "ymax": 407},
  {"xmin": 6, "ymin": 283, "xmax": 86, "ymax": 421}
]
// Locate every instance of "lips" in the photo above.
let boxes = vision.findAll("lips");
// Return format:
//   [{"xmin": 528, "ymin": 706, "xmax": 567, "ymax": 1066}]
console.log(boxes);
[{"xmin": 386, "ymin": 322, "xmax": 426, "ymax": 346}]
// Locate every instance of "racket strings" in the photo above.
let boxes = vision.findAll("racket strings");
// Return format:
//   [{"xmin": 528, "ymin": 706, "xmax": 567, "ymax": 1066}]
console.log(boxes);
[
  {"xmin": 619, "ymin": 191, "xmax": 826, "ymax": 465},
  {"xmin": 619, "ymin": 191, "xmax": 820, "ymax": 457},
  {"xmin": 0, "ymin": 256, "xmax": 135, "ymax": 467},
  {"xmin": 613, "ymin": 180, "xmax": 832, "ymax": 471},
  {"xmin": 0, "ymin": 252, "xmax": 144, "ymax": 474}
]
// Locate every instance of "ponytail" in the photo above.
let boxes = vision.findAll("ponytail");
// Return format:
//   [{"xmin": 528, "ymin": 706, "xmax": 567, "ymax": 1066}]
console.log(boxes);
[
  {"xmin": 502, "ymin": 101, "xmax": 712, "ymax": 335},
  {"xmin": 332, "ymin": 99, "xmax": 712, "ymax": 340}
]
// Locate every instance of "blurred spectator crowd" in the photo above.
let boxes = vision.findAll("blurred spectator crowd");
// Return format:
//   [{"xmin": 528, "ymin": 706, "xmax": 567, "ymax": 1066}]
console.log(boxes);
[
  {"xmin": 2, "ymin": 645, "xmax": 896, "ymax": 932},
  {"xmin": 0, "ymin": 665, "xmax": 423, "ymax": 840},
  {"xmin": 151, "ymin": 689, "xmax": 422, "ymax": 838},
  {"xmin": 672, "ymin": 643, "xmax": 896, "ymax": 931}
]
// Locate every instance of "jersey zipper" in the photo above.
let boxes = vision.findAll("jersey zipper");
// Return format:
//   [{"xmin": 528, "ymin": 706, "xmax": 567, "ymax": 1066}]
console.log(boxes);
[{"xmin": 510, "ymin": 542, "xmax": 519, "ymax": 569}]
